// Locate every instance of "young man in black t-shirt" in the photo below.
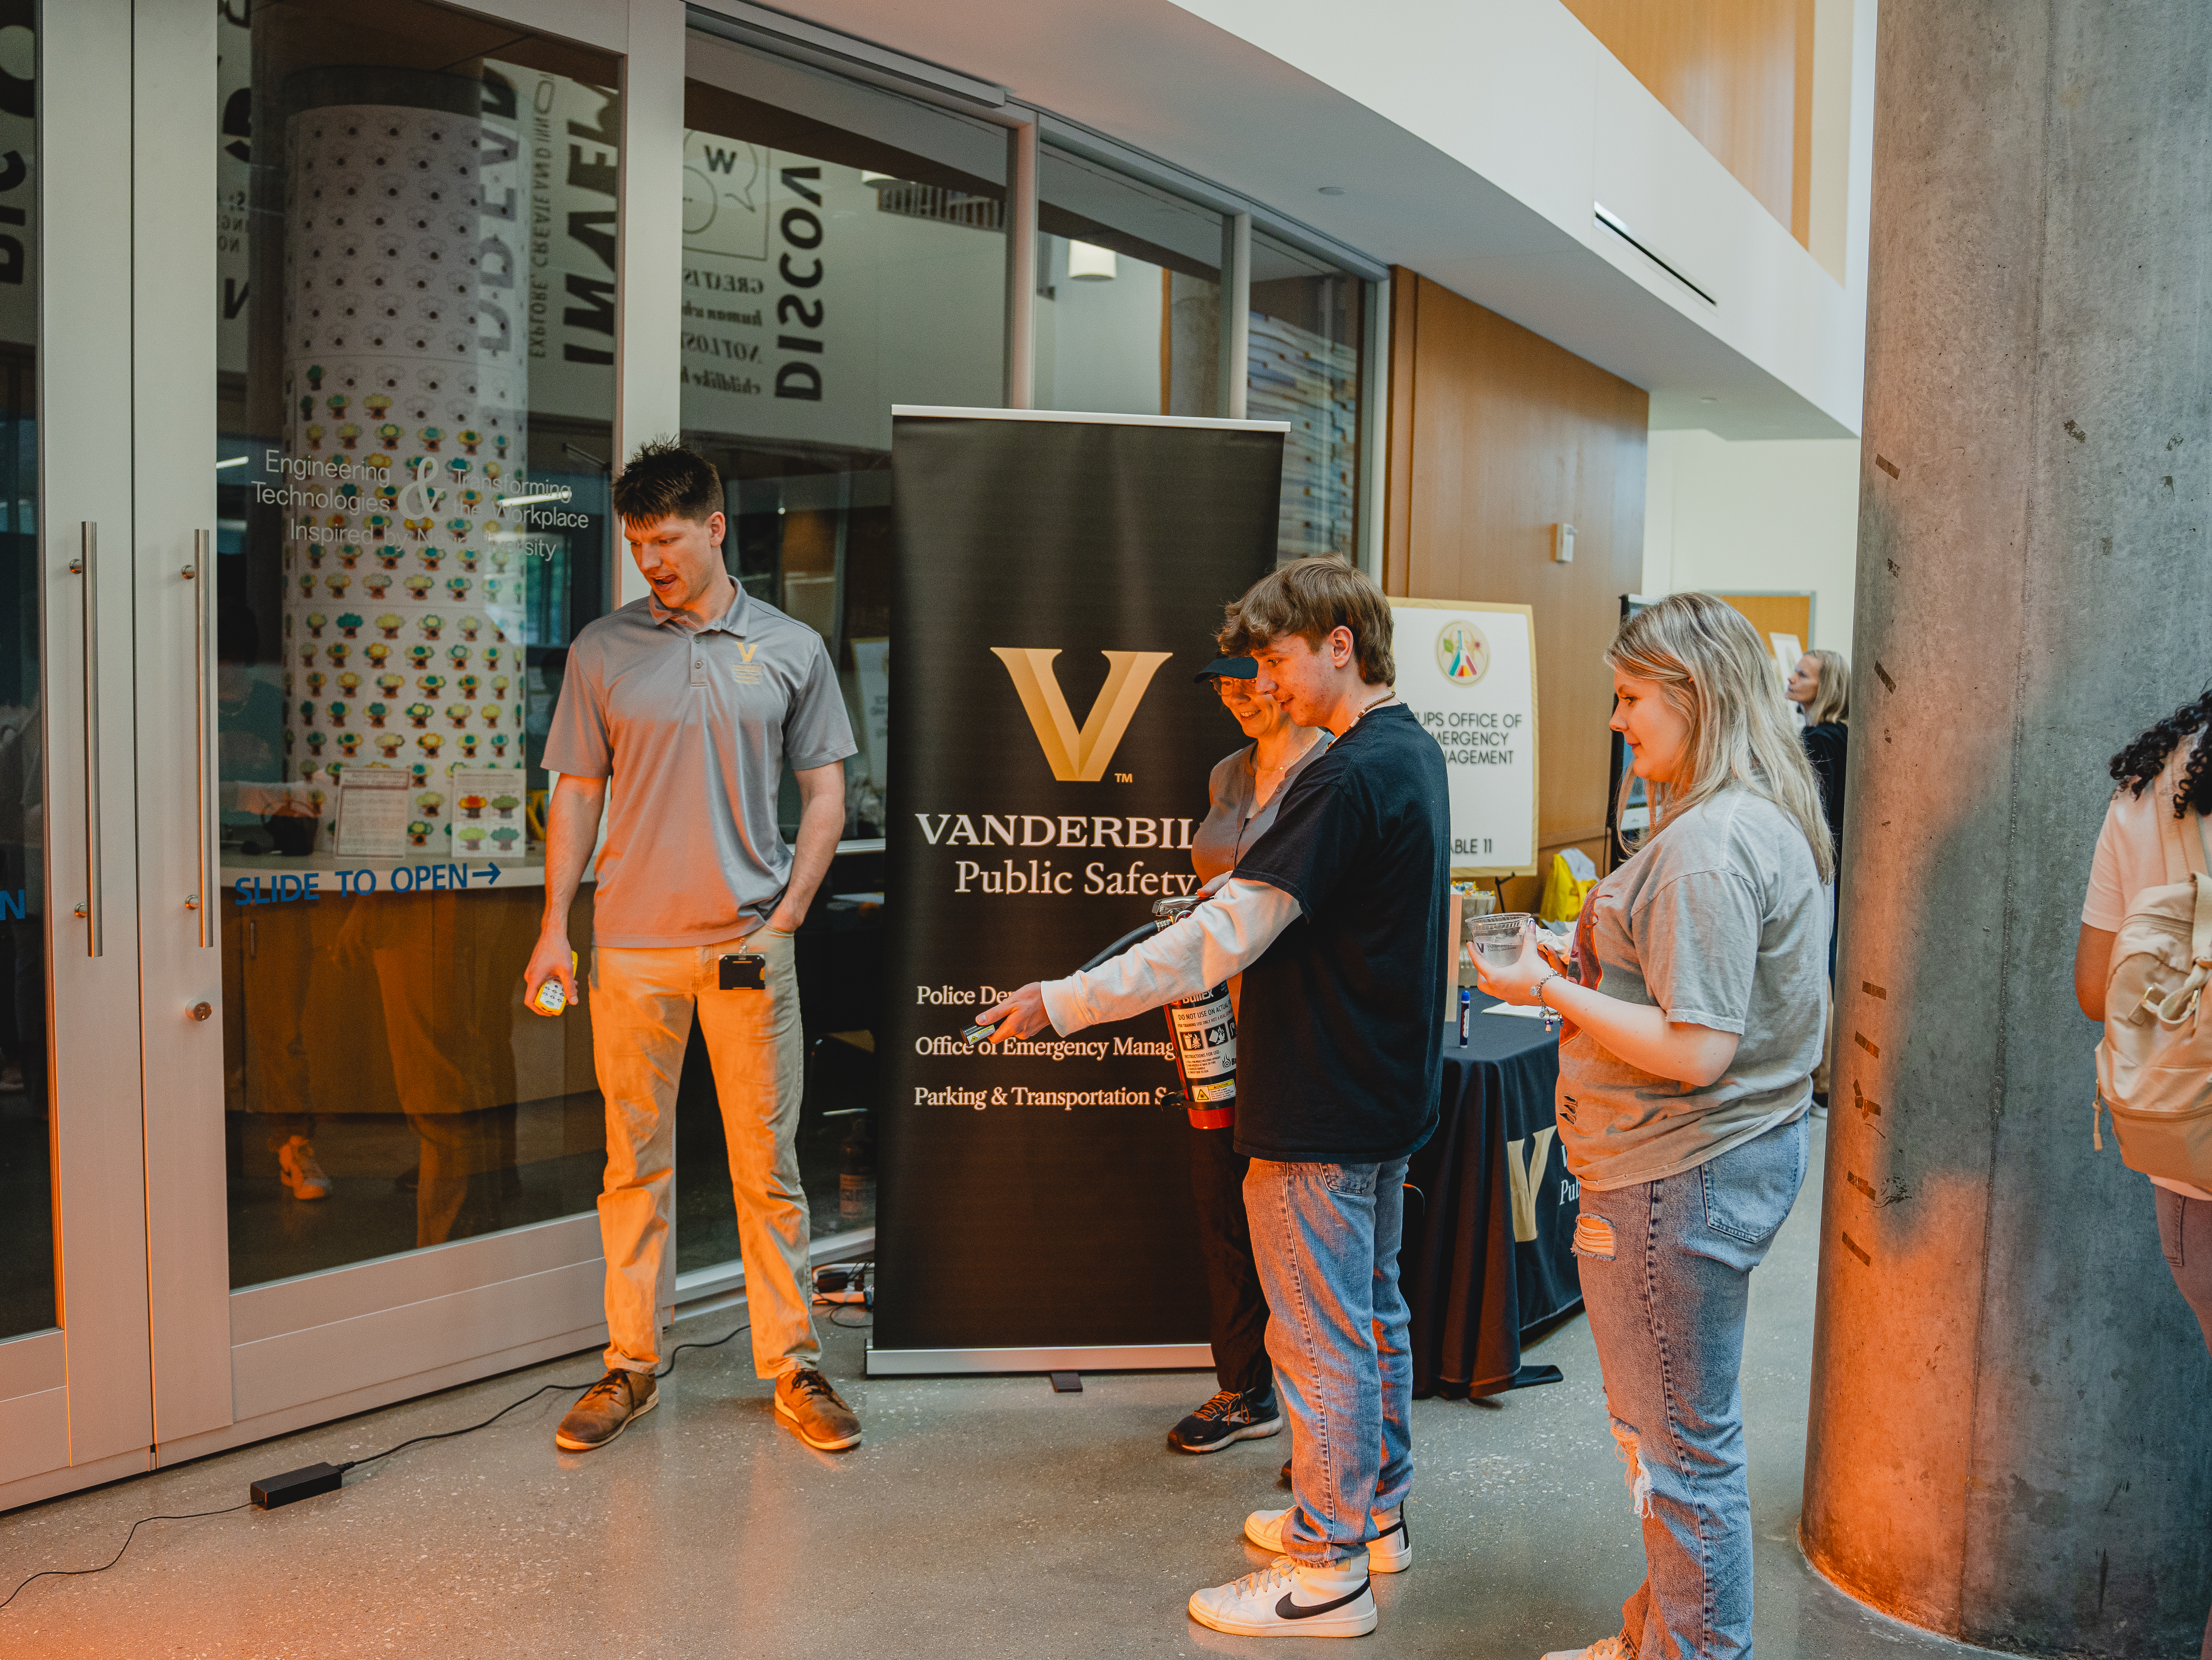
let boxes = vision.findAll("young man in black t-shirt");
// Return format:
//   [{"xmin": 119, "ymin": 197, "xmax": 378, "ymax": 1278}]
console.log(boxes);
[{"xmin": 978, "ymin": 559, "xmax": 1450, "ymax": 1640}]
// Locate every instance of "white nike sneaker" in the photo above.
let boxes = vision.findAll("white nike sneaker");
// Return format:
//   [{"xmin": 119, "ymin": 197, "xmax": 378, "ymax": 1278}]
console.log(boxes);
[
  {"xmin": 1189, "ymin": 1554, "xmax": 1376, "ymax": 1638},
  {"xmin": 1541, "ymin": 1638, "xmax": 1633, "ymax": 1660},
  {"xmin": 1244, "ymin": 1503, "xmax": 1411, "ymax": 1573}
]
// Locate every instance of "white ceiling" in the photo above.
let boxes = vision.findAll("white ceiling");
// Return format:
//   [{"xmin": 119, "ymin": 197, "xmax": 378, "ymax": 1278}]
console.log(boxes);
[{"xmin": 710, "ymin": 0, "xmax": 1866, "ymax": 438}]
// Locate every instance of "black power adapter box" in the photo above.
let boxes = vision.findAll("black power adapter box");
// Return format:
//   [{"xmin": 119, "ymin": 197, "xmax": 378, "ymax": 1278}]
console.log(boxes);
[{"xmin": 251, "ymin": 1462, "xmax": 345, "ymax": 1510}]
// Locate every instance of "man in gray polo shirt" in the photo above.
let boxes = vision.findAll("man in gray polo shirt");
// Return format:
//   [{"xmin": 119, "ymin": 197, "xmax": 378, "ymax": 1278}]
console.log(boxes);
[{"xmin": 526, "ymin": 440, "xmax": 862, "ymax": 1455}]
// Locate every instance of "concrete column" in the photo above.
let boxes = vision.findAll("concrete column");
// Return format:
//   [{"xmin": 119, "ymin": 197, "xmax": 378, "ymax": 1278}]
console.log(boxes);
[
  {"xmin": 1003, "ymin": 120, "xmax": 1037, "ymax": 410},
  {"xmin": 1802, "ymin": 3, "xmax": 2212, "ymax": 1655}
]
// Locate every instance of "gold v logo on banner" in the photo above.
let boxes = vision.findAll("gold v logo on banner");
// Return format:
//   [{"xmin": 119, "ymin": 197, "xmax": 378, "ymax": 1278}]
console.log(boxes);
[
  {"xmin": 1506, "ymin": 1126, "xmax": 1557, "ymax": 1243},
  {"xmin": 990, "ymin": 648, "xmax": 1173, "ymax": 781}
]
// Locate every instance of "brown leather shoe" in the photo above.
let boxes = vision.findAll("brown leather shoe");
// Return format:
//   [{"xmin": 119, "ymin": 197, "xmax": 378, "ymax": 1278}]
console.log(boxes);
[
  {"xmin": 554, "ymin": 1369, "xmax": 657, "ymax": 1452},
  {"xmin": 774, "ymin": 1366, "xmax": 861, "ymax": 1450}
]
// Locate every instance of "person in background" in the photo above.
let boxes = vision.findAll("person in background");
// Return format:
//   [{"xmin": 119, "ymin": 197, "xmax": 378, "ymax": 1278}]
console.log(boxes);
[
  {"xmin": 1166, "ymin": 653, "xmax": 1329, "ymax": 1456},
  {"xmin": 1479, "ymin": 592, "xmax": 1830, "ymax": 1660},
  {"xmin": 1786, "ymin": 648, "xmax": 1849, "ymax": 865},
  {"xmin": 1787, "ymin": 647, "xmax": 1849, "ymax": 1104},
  {"xmin": 2073, "ymin": 688, "xmax": 2212, "ymax": 1660},
  {"xmin": 977, "ymin": 559, "xmax": 1446, "ymax": 1640}
]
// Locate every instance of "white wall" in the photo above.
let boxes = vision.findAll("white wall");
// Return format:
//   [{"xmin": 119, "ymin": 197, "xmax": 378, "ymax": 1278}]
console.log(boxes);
[
  {"xmin": 1035, "ymin": 243, "xmax": 1171, "ymax": 416},
  {"xmin": 1642, "ymin": 429, "xmax": 1862, "ymax": 655}
]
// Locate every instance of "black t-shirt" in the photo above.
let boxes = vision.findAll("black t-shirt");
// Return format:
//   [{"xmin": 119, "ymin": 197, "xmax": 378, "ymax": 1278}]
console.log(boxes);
[{"xmin": 1232, "ymin": 702, "xmax": 1450, "ymax": 1164}]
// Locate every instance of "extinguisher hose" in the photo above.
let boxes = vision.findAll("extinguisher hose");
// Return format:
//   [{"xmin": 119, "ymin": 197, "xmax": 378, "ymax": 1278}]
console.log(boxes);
[
  {"xmin": 1076, "ymin": 922, "xmax": 1160, "ymax": 976},
  {"xmin": 961, "ymin": 918, "xmax": 1172, "ymax": 1044}
]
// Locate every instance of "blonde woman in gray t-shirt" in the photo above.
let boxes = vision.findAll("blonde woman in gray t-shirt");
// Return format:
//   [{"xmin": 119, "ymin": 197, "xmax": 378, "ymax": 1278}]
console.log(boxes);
[{"xmin": 1477, "ymin": 592, "xmax": 1832, "ymax": 1660}]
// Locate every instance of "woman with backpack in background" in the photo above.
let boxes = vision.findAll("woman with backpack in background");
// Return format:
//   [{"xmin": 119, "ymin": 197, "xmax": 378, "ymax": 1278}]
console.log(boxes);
[
  {"xmin": 2074, "ymin": 691, "xmax": 2212, "ymax": 1660},
  {"xmin": 1478, "ymin": 592, "xmax": 1830, "ymax": 1660}
]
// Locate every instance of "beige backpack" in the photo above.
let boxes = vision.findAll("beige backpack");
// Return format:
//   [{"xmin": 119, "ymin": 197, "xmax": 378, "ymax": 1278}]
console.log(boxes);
[{"xmin": 2095, "ymin": 743, "xmax": 2212, "ymax": 1185}]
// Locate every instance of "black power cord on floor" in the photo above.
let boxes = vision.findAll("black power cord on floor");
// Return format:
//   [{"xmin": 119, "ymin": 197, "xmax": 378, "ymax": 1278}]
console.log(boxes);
[
  {"xmin": 0, "ymin": 1503, "xmax": 254, "ymax": 1614},
  {"xmin": 0, "ymin": 1320, "xmax": 752, "ymax": 1617},
  {"xmin": 340, "ymin": 1319, "xmax": 751, "ymax": 1477}
]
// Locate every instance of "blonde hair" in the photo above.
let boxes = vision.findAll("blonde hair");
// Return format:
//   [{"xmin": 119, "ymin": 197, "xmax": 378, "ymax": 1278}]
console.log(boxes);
[
  {"xmin": 1799, "ymin": 648, "xmax": 1851, "ymax": 726},
  {"xmin": 1609, "ymin": 593, "xmax": 1836, "ymax": 883}
]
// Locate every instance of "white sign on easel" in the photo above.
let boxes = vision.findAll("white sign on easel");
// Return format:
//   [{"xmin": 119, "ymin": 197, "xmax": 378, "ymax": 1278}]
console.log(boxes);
[
  {"xmin": 1390, "ymin": 600, "xmax": 1539, "ymax": 877},
  {"xmin": 1768, "ymin": 632, "xmax": 1804, "ymax": 690}
]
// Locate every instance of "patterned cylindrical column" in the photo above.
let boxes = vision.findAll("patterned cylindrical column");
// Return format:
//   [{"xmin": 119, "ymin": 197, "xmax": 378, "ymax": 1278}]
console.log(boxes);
[{"xmin": 280, "ymin": 70, "xmax": 527, "ymax": 811}]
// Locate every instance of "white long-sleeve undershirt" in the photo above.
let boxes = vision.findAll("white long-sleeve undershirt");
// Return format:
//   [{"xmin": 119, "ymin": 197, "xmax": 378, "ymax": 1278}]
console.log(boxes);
[{"xmin": 1039, "ymin": 877, "xmax": 1303, "ymax": 1035}]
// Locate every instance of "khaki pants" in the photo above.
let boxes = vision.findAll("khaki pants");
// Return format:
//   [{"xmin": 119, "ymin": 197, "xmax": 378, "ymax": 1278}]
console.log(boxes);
[{"xmin": 589, "ymin": 928, "xmax": 817, "ymax": 1379}]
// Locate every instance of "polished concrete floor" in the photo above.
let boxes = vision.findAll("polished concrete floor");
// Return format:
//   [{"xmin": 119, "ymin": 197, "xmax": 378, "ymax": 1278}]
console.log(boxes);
[{"xmin": 1, "ymin": 1119, "xmax": 1990, "ymax": 1658}]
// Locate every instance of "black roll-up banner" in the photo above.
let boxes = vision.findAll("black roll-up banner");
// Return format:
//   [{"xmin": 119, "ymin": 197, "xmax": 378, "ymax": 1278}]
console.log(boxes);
[{"xmin": 874, "ymin": 409, "xmax": 1284, "ymax": 1367}]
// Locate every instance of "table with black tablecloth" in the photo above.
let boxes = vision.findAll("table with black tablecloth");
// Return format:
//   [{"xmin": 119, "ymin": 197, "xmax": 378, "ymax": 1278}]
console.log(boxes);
[{"xmin": 1397, "ymin": 996, "xmax": 1580, "ymax": 1399}]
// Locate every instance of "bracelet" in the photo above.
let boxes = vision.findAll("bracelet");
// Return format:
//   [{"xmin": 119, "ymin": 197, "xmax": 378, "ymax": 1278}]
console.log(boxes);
[{"xmin": 1532, "ymin": 971, "xmax": 1561, "ymax": 1010}]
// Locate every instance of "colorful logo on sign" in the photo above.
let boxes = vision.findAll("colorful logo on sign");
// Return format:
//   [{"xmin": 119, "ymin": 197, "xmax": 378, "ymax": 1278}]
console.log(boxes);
[
  {"xmin": 989, "ymin": 647, "xmax": 1173, "ymax": 781},
  {"xmin": 1436, "ymin": 619, "xmax": 1491, "ymax": 686}
]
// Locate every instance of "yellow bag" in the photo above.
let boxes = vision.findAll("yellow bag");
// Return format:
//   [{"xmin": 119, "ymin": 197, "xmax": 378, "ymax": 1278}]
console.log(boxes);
[{"xmin": 1538, "ymin": 850, "xmax": 1598, "ymax": 923}]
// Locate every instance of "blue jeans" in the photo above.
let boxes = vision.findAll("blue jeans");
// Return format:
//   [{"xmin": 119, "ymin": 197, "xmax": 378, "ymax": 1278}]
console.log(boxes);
[
  {"xmin": 1244, "ymin": 1157, "xmax": 1414, "ymax": 1567},
  {"xmin": 1575, "ymin": 1115, "xmax": 1810, "ymax": 1660}
]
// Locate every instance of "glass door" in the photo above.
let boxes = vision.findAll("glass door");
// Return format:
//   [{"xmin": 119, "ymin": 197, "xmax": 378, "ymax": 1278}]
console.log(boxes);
[
  {"xmin": 671, "ymin": 31, "xmax": 1018, "ymax": 1285},
  {"xmin": 0, "ymin": 0, "xmax": 162, "ymax": 1507},
  {"xmin": 134, "ymin": 0, "xmax": 633, "ymax": 1461}
]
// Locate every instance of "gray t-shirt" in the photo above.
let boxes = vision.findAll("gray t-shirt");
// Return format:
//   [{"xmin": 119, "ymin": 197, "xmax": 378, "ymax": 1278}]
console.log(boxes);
[
  {"xmin": 1190, "ymin": 734, "xmax": 1331, "ymax": 884},
  {"xmin": 543, "ymin": 585, "xmax": 857, "ymax": 949},
  {"xmin": 1556, "ymin": 787, "xmax": 1826, "ymax": 1190}
]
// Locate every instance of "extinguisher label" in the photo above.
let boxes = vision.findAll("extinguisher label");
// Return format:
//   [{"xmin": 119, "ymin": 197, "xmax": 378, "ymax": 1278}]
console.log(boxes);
[{"xmin": 1167, "ymin": 991, "xmax": 1237, "ymax": 1093}]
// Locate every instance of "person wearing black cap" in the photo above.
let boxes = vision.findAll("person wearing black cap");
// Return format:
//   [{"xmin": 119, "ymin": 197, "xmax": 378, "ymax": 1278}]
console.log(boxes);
[{"xmin": 1169, "ymin": 651, "xmax": 1330, "ymax": 1455}]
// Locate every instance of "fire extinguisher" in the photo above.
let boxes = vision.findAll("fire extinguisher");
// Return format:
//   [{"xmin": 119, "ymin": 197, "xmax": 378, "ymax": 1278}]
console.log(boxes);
[
  {"xmin": 1150, "ymin": 894, "xmax": 1237, "ymax": 1129},
  {"xmin": 969, "ymin": 895, "xmax": 1238, "ymax": 1130}
]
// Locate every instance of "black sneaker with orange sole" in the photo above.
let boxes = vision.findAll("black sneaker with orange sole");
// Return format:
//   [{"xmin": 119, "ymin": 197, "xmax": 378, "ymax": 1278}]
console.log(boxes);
[{"xmin": 1169, "ymin": 1386, "xmax": 1283, "ymax": 1454}]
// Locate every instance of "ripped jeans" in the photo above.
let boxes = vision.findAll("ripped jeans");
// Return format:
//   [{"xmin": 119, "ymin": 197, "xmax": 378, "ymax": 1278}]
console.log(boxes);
[{"xmin": 1574, "ymin": 1114, "xmax": 1810, "ymax": 1660}]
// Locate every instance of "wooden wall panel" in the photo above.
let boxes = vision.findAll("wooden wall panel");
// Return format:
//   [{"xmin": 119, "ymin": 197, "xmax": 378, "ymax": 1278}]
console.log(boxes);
[
  {"xmin": 1790, "ymin": 0, "xmax": 1816, "ymax": 245},
  {"xmin": 1562, "ymin": 0, "xmax": 1811, "ymax": 245},
  {"xmin": 1382, "ymin": 271, "xmax": 1648, "ymax": 906}
]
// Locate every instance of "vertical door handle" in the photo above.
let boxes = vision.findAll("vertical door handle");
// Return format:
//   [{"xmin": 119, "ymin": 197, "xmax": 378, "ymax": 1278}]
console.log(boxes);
[
  {"xmin": 71, "ymin": 522, "xmax": 101, "ymax": 958},
  {"xmin": 188, "ymin": 530, "xmax": 215, "ymax": 947}
]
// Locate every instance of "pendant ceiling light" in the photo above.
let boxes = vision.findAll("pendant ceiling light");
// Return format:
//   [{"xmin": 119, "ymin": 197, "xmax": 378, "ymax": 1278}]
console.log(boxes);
[{"xmin": 1067, "ymin": 241, "xmax": 1118, "ymax": 281}]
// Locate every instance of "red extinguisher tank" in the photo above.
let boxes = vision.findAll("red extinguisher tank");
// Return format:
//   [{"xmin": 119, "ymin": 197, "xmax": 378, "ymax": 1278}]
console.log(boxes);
[{"xmin": 1153, "ymin": 894, "xmax": 1237, "ymax": 1128}]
